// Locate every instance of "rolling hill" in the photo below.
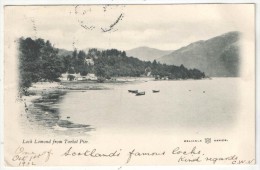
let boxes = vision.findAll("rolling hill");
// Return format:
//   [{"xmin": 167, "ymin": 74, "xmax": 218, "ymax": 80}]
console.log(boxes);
[
  {"xmin": 126, "ymin": 46, "xmax": 173, "ymax": 61},
  {"xmin": 157, "ymin": 31, "xmax": 241, "ymax": 77}
]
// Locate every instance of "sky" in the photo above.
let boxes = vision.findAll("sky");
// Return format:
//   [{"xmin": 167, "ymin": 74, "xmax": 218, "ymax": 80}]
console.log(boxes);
[{"xmin": 5, "ymin": 4, "xmax": 254, "ymax": 51}]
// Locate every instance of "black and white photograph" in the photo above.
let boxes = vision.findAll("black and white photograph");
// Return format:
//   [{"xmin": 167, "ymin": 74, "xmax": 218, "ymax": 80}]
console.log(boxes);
[{"xmin": 3, "ymin": 3, "xmax": 256, "ymax": 167}]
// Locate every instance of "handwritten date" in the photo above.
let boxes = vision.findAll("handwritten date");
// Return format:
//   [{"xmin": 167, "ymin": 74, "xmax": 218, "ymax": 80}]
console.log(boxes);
[{"xmin": 12, "ymin": 146, "xmax": 53, "ymax": 166}]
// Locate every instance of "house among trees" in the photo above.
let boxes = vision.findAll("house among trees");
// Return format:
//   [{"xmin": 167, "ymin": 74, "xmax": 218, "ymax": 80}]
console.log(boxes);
[
  {"xmin": 84, "ymin": 58, "xmax": 94, "ymax": 65},
  {"xmin": 80, "ymin": 73, "xmax": 98, "ymax": 80},
  {"xmin": 144, "ymin": 67, "xmax": 152, "ymax": 76},
  {"xmin": 60, "ymin": 73, "xmax": 79, "ymax": 81},
  {"xmin": 60, "ymin": 72, "xmax": 97, "ymax": 81}
]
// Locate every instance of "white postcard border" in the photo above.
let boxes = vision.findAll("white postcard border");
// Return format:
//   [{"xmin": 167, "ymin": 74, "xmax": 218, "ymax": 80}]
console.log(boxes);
[{"xmin": 0, "ymin": 0, "xmax": 259, "ymax": 170}]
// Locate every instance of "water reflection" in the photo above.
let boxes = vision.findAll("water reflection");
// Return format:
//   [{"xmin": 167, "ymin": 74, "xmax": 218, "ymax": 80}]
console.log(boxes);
[{"xmin": 25, "ymin": 90, "xmax": 93, "ymax": 135}]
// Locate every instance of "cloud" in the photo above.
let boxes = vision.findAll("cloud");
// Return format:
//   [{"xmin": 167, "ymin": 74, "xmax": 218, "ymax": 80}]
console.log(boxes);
[{"xmin": 5, "ymin": 4, "xmax": 254, "ymax": 51}]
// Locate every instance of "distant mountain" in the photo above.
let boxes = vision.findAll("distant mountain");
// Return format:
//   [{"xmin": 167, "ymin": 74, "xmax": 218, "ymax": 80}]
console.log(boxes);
[
  {"xmin": 158, "ymin": 31, "xmax": 241, "ymax": 77},
  {"xmin": 126, "ymin": 46, "xmax": 173, "ymax": 61}
]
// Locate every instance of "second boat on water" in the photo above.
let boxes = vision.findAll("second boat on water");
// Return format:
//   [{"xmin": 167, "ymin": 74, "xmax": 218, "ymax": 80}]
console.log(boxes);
[
  {"xmin": 128, "ymin": 90, "xmax": 138, "ymax": 93},
  {"xmin": 136, "ymin": 92, "xmax": 145, "ymax": 96}
]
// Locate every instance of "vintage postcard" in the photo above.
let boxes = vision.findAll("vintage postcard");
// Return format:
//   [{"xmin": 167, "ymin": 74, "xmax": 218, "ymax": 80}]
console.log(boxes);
[{"xmin": 4, "ymin": 4, "xmax": 255, "ymax": 166}]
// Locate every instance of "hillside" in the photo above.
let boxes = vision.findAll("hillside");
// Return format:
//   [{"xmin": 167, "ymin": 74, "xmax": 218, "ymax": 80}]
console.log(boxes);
[
  {"xmin": 57, "ymin": 49, "xmax": 73, "ymax": 56},
  {"xmin": 126, "ymin": 46, "xmax": 173, "ymax": 61},
  {"xmin": 158, "ymin": 31, "xmax": 241, "ymax": 77},
  {"xmin": 18, "ymin": 37, "xmax": 206, "ymax": 90}
]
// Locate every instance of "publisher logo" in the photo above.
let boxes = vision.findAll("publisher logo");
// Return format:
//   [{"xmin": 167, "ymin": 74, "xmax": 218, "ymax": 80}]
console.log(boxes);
[{"xmin": 205, "ymin": 138, "xmax": 211, "ymax": 144}]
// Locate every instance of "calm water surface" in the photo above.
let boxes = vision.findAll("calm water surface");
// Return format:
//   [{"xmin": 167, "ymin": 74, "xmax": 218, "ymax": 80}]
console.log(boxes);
[{"xmin": 58, "ymin": 78, "xmax": 239, "ymax": 134}]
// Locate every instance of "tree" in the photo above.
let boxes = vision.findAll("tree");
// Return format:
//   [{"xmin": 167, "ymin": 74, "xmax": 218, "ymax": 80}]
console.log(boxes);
[
  {"xmin": 72, "ymin": 49, "xmax": 78, "ymax": 72},
  {"xmin": 77, "ymin": 50, "xmax": 88, "ymax": 75},
  {"xmin": 18, "ymin": 37, "xmax": 64, "ymax": 93},
  {"xmin": 67, "ymin": 75, "xmax": 75, "ymax": 81},
  {"xmin": 62, "ymin": 55, "xmax": 72, "ymax": 72},
  {"xmin": 19, "ymin": 37, "xmax": 42, "ymax": 89},
  {"xmin": 40, "ymin": 40, "xmax": 63, "ymax": 81}
]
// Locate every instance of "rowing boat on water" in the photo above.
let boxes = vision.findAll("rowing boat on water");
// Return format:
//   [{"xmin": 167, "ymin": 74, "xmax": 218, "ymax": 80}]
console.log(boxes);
[
  {"xmin": 128, "ymin": 90, "xmax": 138, "ymax": 93},
  {"xmin": 152, "ymin": 90, "xmax": 160, "ymax": 93},
  {"xmin": 136, "ymin": 92, "xmax": 145, "ymax": 96}
]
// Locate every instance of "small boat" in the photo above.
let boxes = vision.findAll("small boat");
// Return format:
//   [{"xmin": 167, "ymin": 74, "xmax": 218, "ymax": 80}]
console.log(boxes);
[
  {"xmin": 128, "ymin": 90, "xmax": 138, "ymax": 93},
  {"xmin": 136, "ymin": 92, "xmax": 145, "ymax": 96},
  {"xmin": 152, "ymin": 90, "xmax": 160, "ymax": 93}
]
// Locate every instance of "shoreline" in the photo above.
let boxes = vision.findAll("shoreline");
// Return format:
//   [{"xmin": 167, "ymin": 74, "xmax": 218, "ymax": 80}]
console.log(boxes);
[
  {"xmin": 23, "ymin": 77, "xmax": 212, "ymax": 105},
  {"xmin": 21, "ymin": 82, "xmax": 94, "ymax": 136},
  {"xmin": 24, "ymin": 76, "xmax": 213, "ymax": 103}
]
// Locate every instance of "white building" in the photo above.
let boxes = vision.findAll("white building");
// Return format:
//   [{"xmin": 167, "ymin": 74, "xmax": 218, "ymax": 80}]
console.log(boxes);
[
  {"xmin": 81, "ymin": 73, "xmax": 98, "ymax": 80},
  {"xmin": 84, "ymin": 58, "xmax": 94, "ymax": 65},
  {"xmin": 60, "ymin": 72, "xmax": 69, "ymax": 81},
  {"xmin": 60, "ymin": 73, "xmax": 81, "ymax": 81},
  {"xmin": 60, "ymin": 72, "xmax": 98, "ymax": 81}
]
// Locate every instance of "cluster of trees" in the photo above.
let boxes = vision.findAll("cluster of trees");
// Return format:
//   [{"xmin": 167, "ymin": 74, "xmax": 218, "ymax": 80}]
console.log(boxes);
[
  {"xmin": 89, "ymin": 48, "xmax": 205, "ymax": 80},
  {"xmin": 91, "ymin": 49, "xmax": 148, "ymax": 78},
  {"xmin": 151, "ymin": 61, "xmax": 206, "ymax": 80},
  {"xmin": 19, "ymin": 37, "xmax": 64, "ymax": 90},
  {"xmin": 62, "ymin": 50, "xmax": 94, "ymax": 76},
  {"xmin": 19, "ymin": 37, "xmax": 205, "ymax": 91}
]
